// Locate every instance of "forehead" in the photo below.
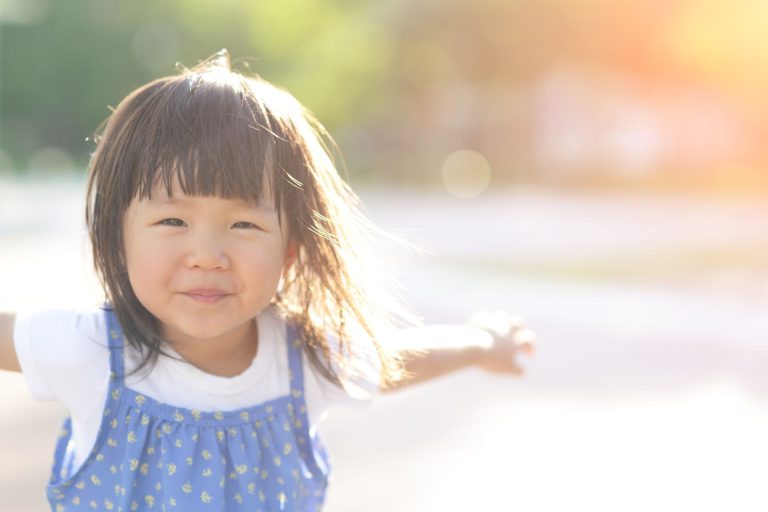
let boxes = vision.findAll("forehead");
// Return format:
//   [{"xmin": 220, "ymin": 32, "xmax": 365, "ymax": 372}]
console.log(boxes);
[
  {"xmin": 143, "ymin": 179, "xmax": 276, "ymax": 211},
  {"xmin": 136, "ymin": 170, "xmax": 278, "ymax": 210}
]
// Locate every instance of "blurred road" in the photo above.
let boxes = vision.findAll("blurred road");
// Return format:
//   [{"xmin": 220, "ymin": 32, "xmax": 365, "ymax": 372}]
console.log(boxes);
[{"xmin": 1, "ymin": 178, "xmax": 766, "ymax": 511}]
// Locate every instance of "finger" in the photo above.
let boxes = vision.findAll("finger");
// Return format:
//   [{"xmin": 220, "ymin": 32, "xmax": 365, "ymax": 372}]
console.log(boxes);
[{"xmin": 513, "ymin": 328, "xmax": 536, "ymax": 354}]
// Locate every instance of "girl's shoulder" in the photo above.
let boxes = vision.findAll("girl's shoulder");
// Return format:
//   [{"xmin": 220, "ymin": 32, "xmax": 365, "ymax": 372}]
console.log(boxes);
[{"xmin": 14, "ymin": 305, "xmax": 110, "ymax": 402}]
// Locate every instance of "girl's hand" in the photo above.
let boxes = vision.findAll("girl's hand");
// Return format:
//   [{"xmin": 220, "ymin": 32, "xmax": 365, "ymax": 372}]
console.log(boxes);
[{"xmin": 469, "ymin": 310, "xmax": 536, "ymax": 376}]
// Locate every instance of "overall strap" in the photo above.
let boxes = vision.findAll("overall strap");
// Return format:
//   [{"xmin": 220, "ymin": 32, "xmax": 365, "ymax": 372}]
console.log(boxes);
[
  {"xmin": 103, "ymin": 306, "xmax": 126, "ymax": 383},
  {"xmin": 285, "ymin": 323, "xmax": 331, "ymax": 483},
  {"xmin": 285, "ymin": 323, "xmax": 307, "ymax": 404}
]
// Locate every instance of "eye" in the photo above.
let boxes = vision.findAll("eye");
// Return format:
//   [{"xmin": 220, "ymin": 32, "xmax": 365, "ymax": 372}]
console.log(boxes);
[
  {"xmin": 232, "ymin": 221, "xmax": 261, "ymax": 230},
  {"xmin": 159, "ymin": 218, "xmax": 186, "ymax": 227}
]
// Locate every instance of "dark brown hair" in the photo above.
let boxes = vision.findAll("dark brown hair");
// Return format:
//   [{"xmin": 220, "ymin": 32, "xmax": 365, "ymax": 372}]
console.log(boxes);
[{"xmin": 85, "ymin": 50, "xmax": 420, "ymax": 391}]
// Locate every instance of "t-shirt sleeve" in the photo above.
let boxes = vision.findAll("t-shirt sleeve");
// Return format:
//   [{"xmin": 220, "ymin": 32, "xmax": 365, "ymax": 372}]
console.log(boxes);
[
  {"xmin": 13, "ymin": 308, "xmax": 110, "ymax": 405},
  {"xmin": 303, "ymin": 332, "xmax": 382, "ymax": 424}
]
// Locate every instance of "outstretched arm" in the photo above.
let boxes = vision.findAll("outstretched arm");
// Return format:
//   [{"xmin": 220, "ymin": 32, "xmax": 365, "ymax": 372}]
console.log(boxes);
[
  {"xmin": 384, "ymin": 312, "xmax": 535, "ymax": 392},
  {"xmin": 0, "ymin": 312, "xmax": 20, "ymax": 372}
]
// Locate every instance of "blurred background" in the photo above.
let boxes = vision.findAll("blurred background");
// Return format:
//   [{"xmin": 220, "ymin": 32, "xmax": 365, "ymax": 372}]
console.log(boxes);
[{"xmin": 1, "ymin": 0, "xmax": 767, "ymax": 510}]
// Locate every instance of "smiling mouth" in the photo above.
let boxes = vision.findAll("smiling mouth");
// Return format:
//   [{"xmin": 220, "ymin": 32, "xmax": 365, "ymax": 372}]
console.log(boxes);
[{"xmin": 182, "ymin": 290, "xmax": 230, "ymax": 304}]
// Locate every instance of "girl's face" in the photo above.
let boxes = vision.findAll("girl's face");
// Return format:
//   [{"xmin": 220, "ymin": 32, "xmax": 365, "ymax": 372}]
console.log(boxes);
[{"xmin": 122, "ymin": 180, "xmax": 292, "ymax": 350}]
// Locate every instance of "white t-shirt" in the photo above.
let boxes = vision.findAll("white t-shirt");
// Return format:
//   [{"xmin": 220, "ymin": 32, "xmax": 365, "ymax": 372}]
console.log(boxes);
[{"xmin": 13, "ymin": 305, "xmax": 376, "ymax": 472}]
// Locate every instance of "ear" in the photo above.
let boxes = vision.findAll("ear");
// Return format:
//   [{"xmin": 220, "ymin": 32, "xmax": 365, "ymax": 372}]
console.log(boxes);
[{"xmin": 283, "ymin": 242, "xmax": 298, "ymax": 270}]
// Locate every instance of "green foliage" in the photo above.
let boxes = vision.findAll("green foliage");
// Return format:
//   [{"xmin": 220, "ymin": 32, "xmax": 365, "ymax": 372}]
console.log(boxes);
[{"xmin": 0, "ymin": 0, "xmax": 394, "ymax": 171}]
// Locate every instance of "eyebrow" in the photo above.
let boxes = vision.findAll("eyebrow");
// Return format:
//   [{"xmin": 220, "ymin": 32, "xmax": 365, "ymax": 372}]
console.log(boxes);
[{"xmin": 148, "ymin": 196, "xmax": 276, "ymax": 212}]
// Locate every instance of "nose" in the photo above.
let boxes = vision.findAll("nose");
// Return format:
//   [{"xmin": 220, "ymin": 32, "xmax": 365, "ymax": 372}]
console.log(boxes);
[{"xmin": 184, "ymin": 230, "xmax": 230, "ymax": 270}]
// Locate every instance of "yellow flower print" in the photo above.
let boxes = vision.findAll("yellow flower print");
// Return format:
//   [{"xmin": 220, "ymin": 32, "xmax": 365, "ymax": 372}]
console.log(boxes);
[
  {"xmin": 127, "ymin": 431, "xmax": 137, "ymax": 443},
  {"xmin": 219, "ymin": 476, "xmax": 225, "ymax": 488},
  {"xmin": 131, "ymin": 501, "xmax": 138, "ymax": 511},
  {"xmin": 227, "ymin": 427, "xmax": 238, "ymax": 437},
  {"xmin": 258, "ymin": 490, "xmax": 266, "ymax": 502},
  {"xmin": 90, "ymin": 475, "xmax": 101, "ymax": 486},
  {"xmin": 213, "ymin": 411, "xmax": 224, "ymax": 420},
  {"xmin": 104, "ymin": 498, "xmax": 114, "ymax": 510},
  {"xmin": 234, "ymin": 493, "xmax": 243, "ymax": 504},
  {"xmin": 110, "ymin": 465, "xmax": 117, "ymax": 474},
  {"xmin": 75, "ymin": 481, "xmax": 86, "ymax": 490},
  {"xmin": 192, "ymin": 433, "xmax": 199, "ymax": 441},
  {"xmin": 144, "ymin": 494, "xmax": 155, "ymax": 507},
  {"xmin": 141, "ymin": 414, "xmax": 150, "ymax": 426},
  {"xmin": 96, "ymin": 453, "xmax": 105, "ymax": 462},
  {"xmin": 254, "ymin": 420, "xmax": 263, "ymax": 428},
  {"xmin": 247, "ymin": 483, "xmax": 256, "ymax": 494},
  {"xmin": 167, "ymin": 463, "xmax": 176, "ymax": 476},
  {"xmin": 186, "ymin": 456, "xmax": 193, "ymax": 466},
  {"xmin": 182, "ymin": 482, "xmax": 192, "ymax": 494},
  {"xmin": 235, "ymin": 464, "xmax": 248, "ymax": 475},
  {"xmin": 283, "ymin": 443, "xmax": 293, "ymax": 455},
  {"xmin": 291, "ymin": 389, "xmax": 302, "ymax": 398},
  {"xmin": 240, "ymin": 411, "xmax": 250, "ymax": 421},
  {"xmin": 147, "ymin": 447, "xmax": 155, "ymax": 456},
  {"xmin": 129, "ymin": 459, "xmax": 139, "ymax": 471},
  {"xmin": 202, "ymin": 449, "xmax": 212, "ymax": 460},
  {"xmin": 201, "ymin": 491, "xmax": 212, "ymax": 504},
  {"xmin": 273, "ymin": 455, "xmax": 282, "ymax": 466},
  {"xmin": 265, "ymin": 405, "xmax": 273, "ymax": 414},
  {"xmin": 216, "ymin": 431, "xmax": 225, "ymax": 442},
  {"xmin": 110, "ymin": 418, "xmax": 118, "ymax": 429},
  {"xmin": 155, "ymin": 482, "xmax": 162, "ymax": 491},
  {"xmin": 135, "ymin": 395, "xmax": 146, "ymax": 406},
  {"xmin": 261, "ymin": 469, "xmax": 269, "ymax": 480},
  {"xmin": 89, "ymin": 500, "xmax": 97, "ymax": 509},
  {"xmin": 162, "ymin": 423, "xmax": 173, "ymax": 434},
  {"xmin": 174, "ymin": 410, "xmax": 184, "ymax": 422},
  {"xmin": 202, "ymin": 468, "xmax": 212, "ymax": 477},
  {"xmin": 73, "ymin": 497, "xmax": 81, "ymax": 505},
  {"xmin": 169, "ymin": 497, "xmax": 176, "ymax": 507},
  {"xmin": 191, "ymin": 409, "xmax": 201, "ymax": 421},
  {"xmin": 278, "ymin": 492, "xmax": 287, "ymax": 507},
  {"xmin": 140, "ymin": 463, "xmax": 149, "ymax": 476},
  {"xmin": 175, "ymin": 439, "xmax": 183, "ymax": 448},
  {"xmin": 107, "ymin": 437, "xmax": 117, "ymax": 447},
  {"xmin": 55, "ymin": 504, "xmax": 65, "ymax": 512}
]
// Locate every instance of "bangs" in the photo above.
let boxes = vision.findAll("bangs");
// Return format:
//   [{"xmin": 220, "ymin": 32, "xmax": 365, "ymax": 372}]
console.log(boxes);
[{"xmin": 125, "ymin": 74, "xmax": 294, "ymax": 215}]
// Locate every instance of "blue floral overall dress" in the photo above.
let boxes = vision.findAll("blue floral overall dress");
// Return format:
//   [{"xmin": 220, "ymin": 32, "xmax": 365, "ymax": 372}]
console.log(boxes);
[{"xmin": 46, "ymin": 307, "xmax": 330, "ymax": 511}]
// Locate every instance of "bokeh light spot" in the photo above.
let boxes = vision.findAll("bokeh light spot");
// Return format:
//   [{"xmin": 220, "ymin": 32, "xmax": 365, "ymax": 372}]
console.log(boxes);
[
  {"xmin": 133, "ymin": 22, "xmax": 181, "ymax": 71},
  {"xmin": 27, "ymin": 147, "xmax": 75, "ymax": 174},
  {"xmin": 441, "ymin": 149, "xmax": 492, "ymax": 198}
]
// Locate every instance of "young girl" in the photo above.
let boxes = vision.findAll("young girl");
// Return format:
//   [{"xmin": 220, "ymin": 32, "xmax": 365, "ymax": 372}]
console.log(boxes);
[{"xmin": 0, "ymin": 50, "xmax": 534, "ymax": 512}]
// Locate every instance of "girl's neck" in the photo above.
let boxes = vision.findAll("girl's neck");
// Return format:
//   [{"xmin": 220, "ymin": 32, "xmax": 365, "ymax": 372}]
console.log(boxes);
[{"xmin": 166, "ymin": 320, "xmax": 259, "ymax": 378}]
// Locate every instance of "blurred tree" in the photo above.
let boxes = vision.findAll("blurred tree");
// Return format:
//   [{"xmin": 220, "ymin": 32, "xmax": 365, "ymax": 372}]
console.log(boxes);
[{"xmin": 0, "ymin": 0, "xmax": 394, "ymax": 171}]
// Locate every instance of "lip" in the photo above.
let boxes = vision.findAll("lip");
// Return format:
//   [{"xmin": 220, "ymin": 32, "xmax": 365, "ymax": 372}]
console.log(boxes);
[{"xmin": 182, "ymin": 288, "xmax": 231, "ymax": 304}]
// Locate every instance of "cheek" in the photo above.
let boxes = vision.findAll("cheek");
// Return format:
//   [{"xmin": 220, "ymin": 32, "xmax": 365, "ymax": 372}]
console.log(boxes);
[
  {"xmin": 125, "ymin": 242, "xmax": 174, "ymax": 298},
  {"xmin": 239, "ymin": 244, "xmax": 286, "ymax": 282}
]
